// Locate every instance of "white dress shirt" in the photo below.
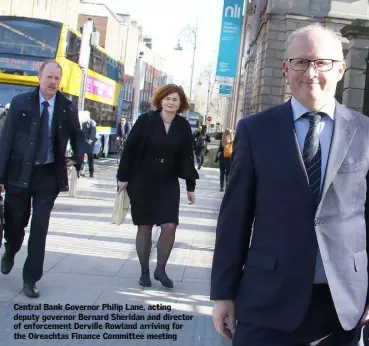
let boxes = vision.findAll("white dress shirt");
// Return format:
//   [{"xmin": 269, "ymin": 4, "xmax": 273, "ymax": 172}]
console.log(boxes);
[{"xmin": 291, "ymin": 97, "xmax": 336, "ymax": 284}]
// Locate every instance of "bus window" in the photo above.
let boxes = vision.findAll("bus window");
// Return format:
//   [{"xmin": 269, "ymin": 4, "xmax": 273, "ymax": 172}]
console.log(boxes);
[
  {"xmin": 84, "ymin": 98, "xmax": 116, "ymax": 128},
  {"xmin": 89, "ymin": 46, "xmax": 105, "ymax": 75},
  {"xmin": 0, "ymin": 18, "xmax": 61, "ymax": 58},
  {"xmin": 66, "ymin": 30, "xmax": 81, "ymax": 63},
  {"xmin": 106, "ymin": 57, "xmax": 118, "ymax": 81},
  {"xmin": 0, "ymin": 83, "xmax": 35, "ymax": 105}
]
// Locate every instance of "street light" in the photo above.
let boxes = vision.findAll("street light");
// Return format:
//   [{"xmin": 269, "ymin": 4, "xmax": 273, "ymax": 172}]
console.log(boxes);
[
  {"xmin": 198, "ymin": 66, "xmax": 213, "ymax": 128},
  {"xmin": 174, "ymin": 39, "xmax": 183, "ymax": 51},
  {"xmin": 174, "ymin": 21, "xmax": 198, "ymax": 119}
]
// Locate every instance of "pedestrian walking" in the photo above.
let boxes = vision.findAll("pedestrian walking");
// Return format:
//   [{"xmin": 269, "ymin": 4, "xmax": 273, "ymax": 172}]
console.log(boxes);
[
  {"xmin": 117, "ymin": 84, "xmax": 199, "ymax": 289},
  {"xmin": 211, "ymin": 23, "xmax": 367, "ymax": 346},
  {"xmin": 214, "ymin": 128, "xmax": 234, "ymax": 192},
  {"xmin": 116, "ymin": 116, "xmax": 131, "ymax": 139},
  {"xmin": 0, "ymin": 60, "xmax": 85, "ymax": 298},
  {"xmin": 81, "ymin": 111, "xmax": 96, "ymax": 178},
  {"xmin": 194, "ymin": 125, "xmax": 210, "ymax": 169}
]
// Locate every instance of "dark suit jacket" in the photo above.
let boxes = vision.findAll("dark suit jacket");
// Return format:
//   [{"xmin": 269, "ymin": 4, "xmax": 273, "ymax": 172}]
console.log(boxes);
[
  {"xmin": 82, "ymin": 119, "xmax": 96, "ymax": 154},
  {"xmin": 194, "ymin": 131, "xmax": 210, "ymax": 157},
  {"xmin": 117, "ymin": 110, "xmax": 199, "ymax": 191},
  {"xmin": 116, "ymin": 123, "xmax": 130, "ymax": 138},
  {"xmin": 210, "ymin": 100, "xmax": 369, "ymax": 332},
  {"xmin": 0, "ymin": 87, "xmax": 85, "ymax": 190}
]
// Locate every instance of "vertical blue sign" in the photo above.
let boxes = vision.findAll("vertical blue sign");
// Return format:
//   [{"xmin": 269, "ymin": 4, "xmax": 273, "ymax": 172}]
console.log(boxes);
[{"xmin": 216, "ymin": 0, "xmax": 243, "ymax": 78}]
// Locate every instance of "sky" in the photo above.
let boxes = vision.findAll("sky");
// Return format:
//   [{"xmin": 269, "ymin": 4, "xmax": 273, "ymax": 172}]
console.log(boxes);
[{"xmin": 108, "ymin": 0, "xmax": 224, "ymax": 96}]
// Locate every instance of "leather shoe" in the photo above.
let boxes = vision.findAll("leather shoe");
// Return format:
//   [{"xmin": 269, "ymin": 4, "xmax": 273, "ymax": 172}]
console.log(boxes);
[
  {"xmin": 1, "ymin": 252, "xmax": 14, "ymax": 275},
  {"xmin": 139, "ymin": 274, "xmax": 151, "ymax": 287},
  {"xmin": 23, "ymin": 283, "xmax": 40, "ymax": 298},
  {"xmin": 154, "ymin": 271, "xmax": 174, "ymax": 288}
]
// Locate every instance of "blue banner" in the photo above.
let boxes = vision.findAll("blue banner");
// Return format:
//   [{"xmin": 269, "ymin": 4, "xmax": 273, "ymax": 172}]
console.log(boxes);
[{"xmin": 216, "ymin": 0, "xmax": 243, "ymax": 78}]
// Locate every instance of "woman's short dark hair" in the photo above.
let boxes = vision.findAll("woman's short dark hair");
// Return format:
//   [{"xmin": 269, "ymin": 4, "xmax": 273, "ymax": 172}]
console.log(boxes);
[{"xmin": 152, "ymin": 84, "xmax": 190, "ymax": 114}]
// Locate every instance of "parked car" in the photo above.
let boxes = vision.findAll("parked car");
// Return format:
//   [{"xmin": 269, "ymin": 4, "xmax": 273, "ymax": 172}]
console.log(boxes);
[{"xmin": 208, "ymin": 131, "xmax": 223, "ymax": 140}]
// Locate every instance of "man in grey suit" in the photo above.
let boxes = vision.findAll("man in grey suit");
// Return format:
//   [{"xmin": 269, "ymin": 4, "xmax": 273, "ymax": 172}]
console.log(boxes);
[{"xmin": 211, "ymin": 23, "xmax": 369, "ymax": 345}]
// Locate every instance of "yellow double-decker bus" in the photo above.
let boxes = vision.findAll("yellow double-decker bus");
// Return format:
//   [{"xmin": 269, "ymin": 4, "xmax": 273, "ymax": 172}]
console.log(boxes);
[{"xmin": 0, "ymin": 15, "xmax": 125, "ymax": 154}]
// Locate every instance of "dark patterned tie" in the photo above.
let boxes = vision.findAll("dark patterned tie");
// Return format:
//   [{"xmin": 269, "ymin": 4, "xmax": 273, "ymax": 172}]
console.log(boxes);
[
  {"xmin": 36, "ymin": 100, "xmax": 50, "ymax": 164},
  {"xmin": 302, "ymin": 112, "xmax": 325, "ymax": 206}
]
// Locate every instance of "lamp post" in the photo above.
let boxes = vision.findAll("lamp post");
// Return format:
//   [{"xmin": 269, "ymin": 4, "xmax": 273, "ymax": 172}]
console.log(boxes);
[
  {"xmin": 132, "ymin": 51, "xmax": 144, "ymax": 124},
  {"xmin": 174, "ymin": 20, "xmax": 198, "ymax": 119},
  {"xmin": 198, "ymin": 66, "xmax": 213, "ymax": 129},
  {"xmin": 68, "ymin": 18, "xmax": 95, "ymax": 198}
]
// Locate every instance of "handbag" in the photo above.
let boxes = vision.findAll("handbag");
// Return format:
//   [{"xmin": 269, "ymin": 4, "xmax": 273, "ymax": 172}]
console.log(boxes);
[
  {"xmin": 363, "ymin": 324, "xmax": 369, "ymax": 346},
  {"xmin": 112, "ymin": 189, "xmax": 130, "ymax": 225},
  {"xmin": 69, "ymin": 166, "xmax": 78, "ymax": 197}
]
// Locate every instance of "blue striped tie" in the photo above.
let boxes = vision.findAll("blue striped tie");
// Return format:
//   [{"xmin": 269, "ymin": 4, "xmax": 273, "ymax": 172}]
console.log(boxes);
[
  {"xmin": 36, "ymin": 100, "xmax": 50, "ymax": 165},
  {"xmin": 302, "ymin": 112, "xmax": 325, "ymax": 206}
]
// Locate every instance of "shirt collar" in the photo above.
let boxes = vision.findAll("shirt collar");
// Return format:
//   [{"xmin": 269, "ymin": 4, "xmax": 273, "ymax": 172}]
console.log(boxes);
[
  {"xmin": 291, "ymin": 97, "xmax": 335, "ymax": 121},
  {"xmin": 39, "ymin": 91, "xmax": 56, "ymax": 108}
]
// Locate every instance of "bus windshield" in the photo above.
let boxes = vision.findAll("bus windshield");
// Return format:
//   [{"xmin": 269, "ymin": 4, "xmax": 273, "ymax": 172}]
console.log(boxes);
[
  {"xmin": 0, "ymin": 19, "xmax": 61, "ymax": 58},
  {"xmin": 0, "ymin": 83, "xmax": 35, "ymax": 105}
]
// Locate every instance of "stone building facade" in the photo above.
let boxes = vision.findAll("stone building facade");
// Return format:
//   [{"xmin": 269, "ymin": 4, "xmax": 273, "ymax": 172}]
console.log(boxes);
[
  {"xmin": 0, "ymin": 0, "xmax": 79, "ymax": 29},
  {"xmin": 229, "ymin": 0, "xmax": 369, "ymax": 129}
]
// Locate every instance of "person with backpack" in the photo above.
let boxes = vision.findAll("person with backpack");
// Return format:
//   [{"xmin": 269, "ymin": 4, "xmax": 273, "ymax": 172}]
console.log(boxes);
[
  {"xmin": 215, "ymin": 128, "xmax": 234, "ymax": 191},
  {"xmin": 194, "ymin": 125, "xmax": 210, "ymax": 170}
]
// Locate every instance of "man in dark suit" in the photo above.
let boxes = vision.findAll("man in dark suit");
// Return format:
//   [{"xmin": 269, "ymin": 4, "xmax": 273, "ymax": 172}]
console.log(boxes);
[
  {"xmin": 194, "ymin": 125, "xmax": 210, "ymax": 170},
  {"xmin": 81, "ymin": 112, "xmax": 96, "ymax": 178},
  {"xmin": 116, "ymin": 116, "xmax": 130, "ymax": 139},
  {"xmin": 0, "ymin": 60, "xmax": 85, "ymax": 298},
  {"xmin": 211, "ymin": 23, "xmax": 369, "ymax": 345}
]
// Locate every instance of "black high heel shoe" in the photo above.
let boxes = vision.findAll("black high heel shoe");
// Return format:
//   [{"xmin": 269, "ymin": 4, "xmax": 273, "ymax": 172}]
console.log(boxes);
[
  {"xmin": 153, "ymin": 271, "xmax": 174, "ymax": 288},
  {"xmin": 139, "ymin": 273, "xmax": 152, "ymax": 287}
]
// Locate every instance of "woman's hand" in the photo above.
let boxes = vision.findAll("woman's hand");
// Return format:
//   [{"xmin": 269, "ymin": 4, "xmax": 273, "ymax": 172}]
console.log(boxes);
[
  {"xmin": 187, "ymin": 192, "xmax": 195, "ymax": 205},
  {"xmin": 118, "ymin": 181, "xmax": 128, "ymax": 192}
]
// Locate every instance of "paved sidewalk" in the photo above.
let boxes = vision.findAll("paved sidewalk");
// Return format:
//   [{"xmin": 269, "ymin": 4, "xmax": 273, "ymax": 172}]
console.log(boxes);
[{"xmin": 0, "ymin": 165, "xmax": 229, "ymax": 346}]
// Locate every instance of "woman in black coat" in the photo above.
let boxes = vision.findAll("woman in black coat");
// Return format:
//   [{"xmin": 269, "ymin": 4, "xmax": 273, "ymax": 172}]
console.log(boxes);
[{"xmin": 117, "ymin": 84, "xmax": 199, "ymax": 288}]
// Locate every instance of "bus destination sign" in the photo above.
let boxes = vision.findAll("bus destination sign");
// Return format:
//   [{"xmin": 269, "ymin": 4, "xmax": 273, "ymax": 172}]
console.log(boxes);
[{"xmin": 0, "ymin": 57, "xmax": 43, "ymax": 75}]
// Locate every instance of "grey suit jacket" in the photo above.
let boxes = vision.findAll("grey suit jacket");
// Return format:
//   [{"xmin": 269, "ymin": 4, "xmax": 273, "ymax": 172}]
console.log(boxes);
[
  {"xmin": 210, "ymin": 100, "xmax": 369, "ymax": 331},
  {"xmin": 316, "ymin": 101, "xmax": 369, "ymax": 330}
]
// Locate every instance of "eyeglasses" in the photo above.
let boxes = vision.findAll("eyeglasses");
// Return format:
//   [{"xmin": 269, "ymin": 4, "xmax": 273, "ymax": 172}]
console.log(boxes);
[{"xmin": 288, "ymin": 59, "xmax": 342, "ymax": 72}]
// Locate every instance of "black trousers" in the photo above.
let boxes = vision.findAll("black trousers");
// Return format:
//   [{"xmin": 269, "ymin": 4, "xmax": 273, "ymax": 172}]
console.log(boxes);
[
  {"xmin": 196, "ymin": 155, "xmax": 204, "ymax": 167},
  {"xmin": 4, "ymin": 163, "xmax": 59, "ymax": 283},
  {"xmin": 87, "ymin": 153, "xmax": 94, "ymax": 174},
  {"xmin": 233, "ymin": 284, "xmax": 361, "ymax": 346},
  {"xmin": 219, "ymin": 160, "xmax": 231, "ymax": 189}
]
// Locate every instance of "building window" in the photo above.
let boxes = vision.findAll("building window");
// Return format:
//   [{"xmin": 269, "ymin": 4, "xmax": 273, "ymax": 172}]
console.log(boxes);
[{"xmin": 117, "ymin": 62, "xmax": 124, "ymax": 83}]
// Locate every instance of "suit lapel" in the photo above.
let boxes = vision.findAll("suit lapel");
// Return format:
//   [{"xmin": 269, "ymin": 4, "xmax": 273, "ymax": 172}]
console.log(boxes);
[
  {"xmin": 28, "ymin": 87, "xmax": 41, "ymax": 125},
  {"xmin": 271, "ymin": 101, "xmax": 312, "ymax": 198},
  {"xmin": 319, "ymin": 103, "xmax": 357, "ymax": 205}
]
